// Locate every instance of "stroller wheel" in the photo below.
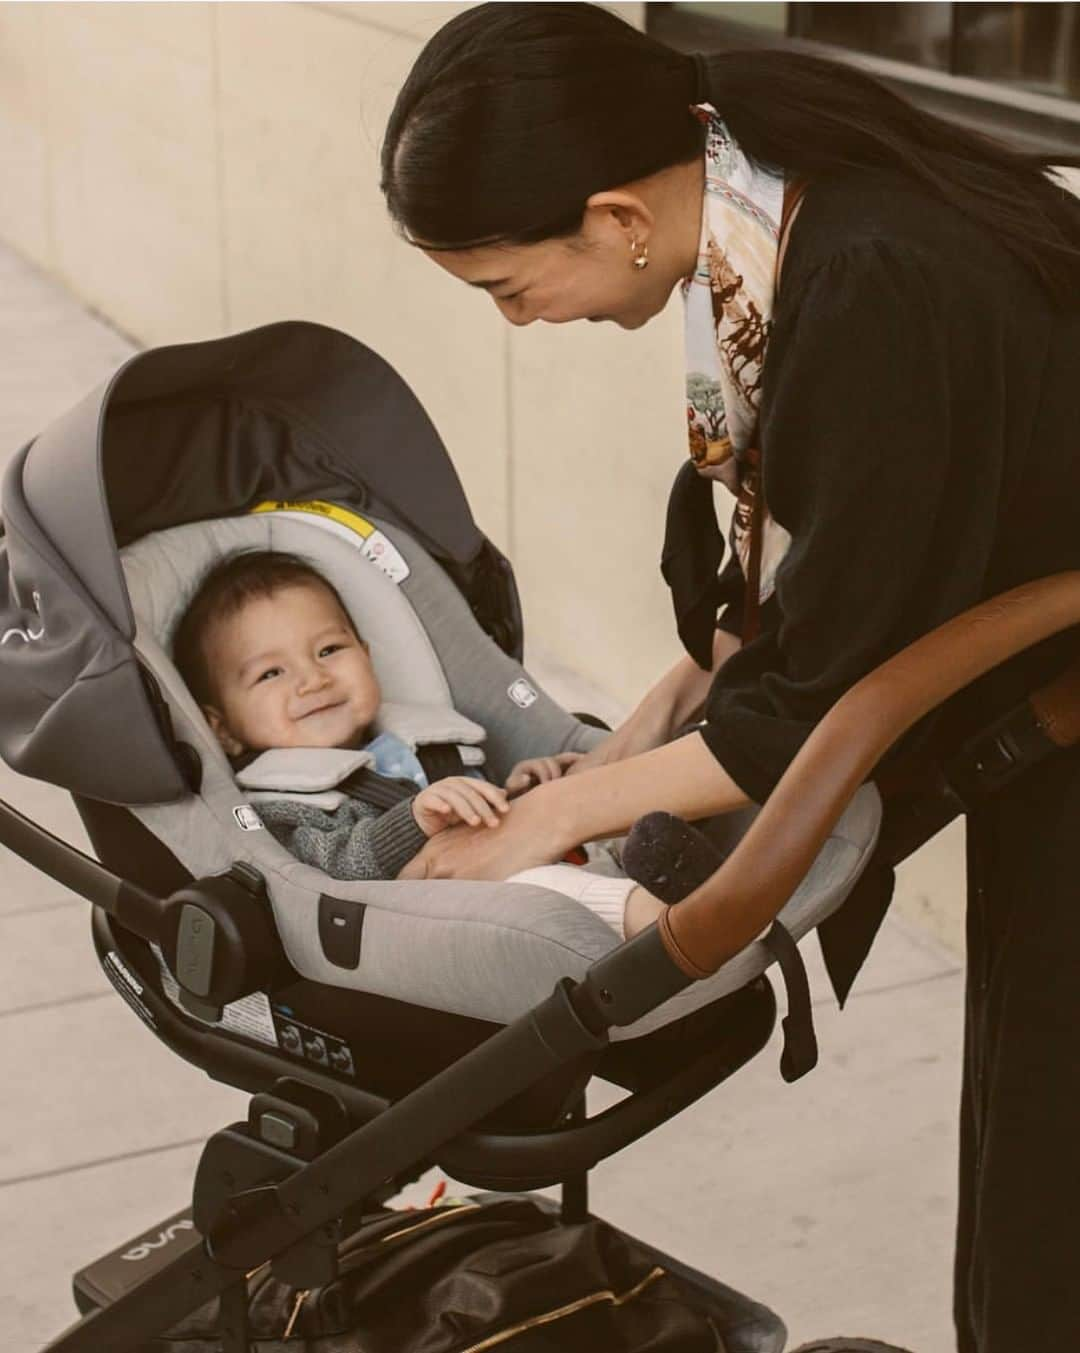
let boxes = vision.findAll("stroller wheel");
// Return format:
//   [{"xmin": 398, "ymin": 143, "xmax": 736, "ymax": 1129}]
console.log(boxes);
[{"xmin": 789, "ymin": 1342, "xmax": 916, "ymax": 1353}]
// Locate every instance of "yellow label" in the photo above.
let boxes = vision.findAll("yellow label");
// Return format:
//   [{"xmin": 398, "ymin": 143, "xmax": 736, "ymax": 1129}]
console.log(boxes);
[{"xmin": 250, "ymin": 499, "xmax": 374, "ymax": 539}]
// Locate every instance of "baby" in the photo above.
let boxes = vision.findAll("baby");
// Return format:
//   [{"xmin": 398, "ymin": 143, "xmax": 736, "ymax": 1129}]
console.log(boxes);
[{"xmin": 173, "ymin": 550, "xmax": 665, "ymax": 938}]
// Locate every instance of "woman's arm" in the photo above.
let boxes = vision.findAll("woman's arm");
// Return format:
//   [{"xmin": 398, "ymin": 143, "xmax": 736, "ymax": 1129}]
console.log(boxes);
[
  {"xmin": 568, "ymin": 629, "xmax": 741, "ymax": 773},
  {"xmin": 398, "ymin": 729, "xmax": 749, "ymax": 880}
]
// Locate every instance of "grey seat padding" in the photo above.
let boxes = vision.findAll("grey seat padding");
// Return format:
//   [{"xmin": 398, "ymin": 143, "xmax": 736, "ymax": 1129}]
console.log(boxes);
[
  {"xmin": 237, "ymin": 747, "xmax": 377, "ymax": 794},
  {"xmin": 121, "ymin": 510, "xmax": 882, "ymax": 1043}
]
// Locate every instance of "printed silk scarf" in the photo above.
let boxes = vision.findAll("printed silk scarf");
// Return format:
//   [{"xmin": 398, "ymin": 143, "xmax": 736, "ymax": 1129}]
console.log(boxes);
[{"xmin": 683, "ymin": 105, "xmax": 793, "ymax": 625}]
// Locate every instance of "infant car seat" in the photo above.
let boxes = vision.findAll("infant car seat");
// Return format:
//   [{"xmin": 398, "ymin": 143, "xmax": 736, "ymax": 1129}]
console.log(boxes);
[{"xmin": 0, "ymin": 320, "xmax": 881, "ymax": 1066}]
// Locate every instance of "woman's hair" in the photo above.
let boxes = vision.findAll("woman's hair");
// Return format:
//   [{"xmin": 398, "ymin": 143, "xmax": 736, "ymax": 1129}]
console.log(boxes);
[
  {"xmin": 382, "ymin": 1, "xmax": 1080, "ymax": 304},
  {"xmin": 173, "ymin": 550, "xmax": 357, "ymax": 705}
]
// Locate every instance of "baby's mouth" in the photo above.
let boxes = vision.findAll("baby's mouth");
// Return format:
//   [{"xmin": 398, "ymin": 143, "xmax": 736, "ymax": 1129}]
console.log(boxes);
[{"xmin": 299, "ymin": 699, "xmax": 345, "ymax": 720}]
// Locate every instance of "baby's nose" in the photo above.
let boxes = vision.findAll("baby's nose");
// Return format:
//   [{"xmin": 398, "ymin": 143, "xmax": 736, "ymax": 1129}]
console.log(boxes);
[{"xmin": 297, "ymin": 664, "xmax": 330, "ymax": 692}]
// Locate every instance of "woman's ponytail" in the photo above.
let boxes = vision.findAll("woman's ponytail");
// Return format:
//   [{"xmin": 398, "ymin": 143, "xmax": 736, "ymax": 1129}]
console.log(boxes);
[{"xmin": 701, "ymin": 47, "xmax": 1080, "ymax": 303}]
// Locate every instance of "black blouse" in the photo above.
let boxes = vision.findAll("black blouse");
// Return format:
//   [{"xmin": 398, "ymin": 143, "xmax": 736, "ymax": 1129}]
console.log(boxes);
[{"xmin": 694, "ymin": 167, "xmax": 1080, "ymax": 806}]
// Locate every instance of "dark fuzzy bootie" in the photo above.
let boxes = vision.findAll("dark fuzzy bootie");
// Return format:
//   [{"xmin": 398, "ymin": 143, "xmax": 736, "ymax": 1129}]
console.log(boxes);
[{"xmin": 621, "ymin": 811, "xmax": 727, "ymax": 904}]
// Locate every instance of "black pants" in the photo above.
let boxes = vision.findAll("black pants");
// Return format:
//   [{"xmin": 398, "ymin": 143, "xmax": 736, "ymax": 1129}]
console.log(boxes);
[{"xmin": 954, "ymin": 747, "xmax": 1080, "ymax": 1350}]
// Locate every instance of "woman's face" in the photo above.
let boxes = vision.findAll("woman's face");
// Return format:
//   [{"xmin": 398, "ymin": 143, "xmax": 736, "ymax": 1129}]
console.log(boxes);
[{"xmin": 423, "ymin": 203, "xmax": 682, "ymax": 330}]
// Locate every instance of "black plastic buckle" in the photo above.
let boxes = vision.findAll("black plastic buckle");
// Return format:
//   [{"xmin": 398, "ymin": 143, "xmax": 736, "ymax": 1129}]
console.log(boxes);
[{"xmin": 944, "ymin": 702, "xmax": 1054, "ymax": 806}]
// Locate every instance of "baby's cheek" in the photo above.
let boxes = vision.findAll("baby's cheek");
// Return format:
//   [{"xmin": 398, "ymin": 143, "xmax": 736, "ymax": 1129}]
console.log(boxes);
[{"xmin": 244, "ymin": 693, "xmax": 283, "ymax": 744}]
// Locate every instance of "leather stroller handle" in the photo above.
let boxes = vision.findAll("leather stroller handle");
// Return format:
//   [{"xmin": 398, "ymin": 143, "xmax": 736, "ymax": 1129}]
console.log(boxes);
[{"xmin": 659, "ymin": 571, "xmax": 1080, "ymax": 980}]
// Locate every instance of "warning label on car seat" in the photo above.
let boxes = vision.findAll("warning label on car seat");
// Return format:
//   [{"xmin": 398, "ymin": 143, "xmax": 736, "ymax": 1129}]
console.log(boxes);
[
  {"xmin": 154, "ymin": 951, "xmax": 279, "ymax": 1048},
  {"xmin": 250, "ymin": 500, "xmax": 411, "ymax": 584}
]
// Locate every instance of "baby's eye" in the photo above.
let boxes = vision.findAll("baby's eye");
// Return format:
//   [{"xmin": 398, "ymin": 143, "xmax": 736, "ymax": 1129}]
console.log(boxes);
[
  {"xmin": 254, "ymin": 666, "xmax": 283, "ymax": 684},
  {"xmin": 318, "ymin": 643, "xmax": 346, "ymax": 658}
]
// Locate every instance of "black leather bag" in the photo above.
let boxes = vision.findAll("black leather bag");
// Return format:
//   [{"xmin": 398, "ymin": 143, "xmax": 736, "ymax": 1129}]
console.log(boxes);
[{"xmin": 153, "ymin": 1195, "xmax": 742, "ymax": 1351}]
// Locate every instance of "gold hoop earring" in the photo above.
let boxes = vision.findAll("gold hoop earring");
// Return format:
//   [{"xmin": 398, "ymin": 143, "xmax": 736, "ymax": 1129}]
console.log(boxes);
[{"xmin": 631, "ymin": 240, "xmax": 650, "ymax": 271}]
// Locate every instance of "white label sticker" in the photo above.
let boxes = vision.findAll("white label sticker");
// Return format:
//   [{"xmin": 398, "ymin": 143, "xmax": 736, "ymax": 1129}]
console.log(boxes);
[
  {"xmin": 361, "ymin": 530, "xmax": 410, "ymax": 584},
  {"xmin": 508, "ymin": 678, "xmax": 538, "ymax": 709},
  {"xmin": 217, "ymin": 991, "xmax": 279, "ymax": 1046},
  {"xmin": 233, "ymin": 804, "xmax": 264, "ymax": 831},
  {"xmin": 156, "ymin": 954, "xmax": 279, "ymax": 1048}
]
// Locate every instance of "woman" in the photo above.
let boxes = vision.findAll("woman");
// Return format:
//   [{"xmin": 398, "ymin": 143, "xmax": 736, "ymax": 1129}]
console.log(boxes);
[{"xmin": 380, "ymin": 6, "xmax": 1080, "ymax": 1350}]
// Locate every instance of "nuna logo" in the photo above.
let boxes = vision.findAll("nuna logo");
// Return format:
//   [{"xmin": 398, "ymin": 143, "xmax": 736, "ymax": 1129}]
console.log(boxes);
[
  {"xmin": 121, "ymin": 1218, "xmax": 195, "ymax": 1262},
  {"xmin": 1, "ymin": 589, "xmax": 44, "ymax": 646}
]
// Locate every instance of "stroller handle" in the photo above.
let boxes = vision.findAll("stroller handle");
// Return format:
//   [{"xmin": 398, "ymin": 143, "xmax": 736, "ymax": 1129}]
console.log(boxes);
[
  {"xmin": 0, "ymin": 799, "xmax": 282, "ymax": 1015},
  {"xmin": 661, "ymin": 571, "xmax": 1080, "ymax": 980},
  {"xmin": 0, "ymin": 795, "xmax": 165, "ymax": 938}
]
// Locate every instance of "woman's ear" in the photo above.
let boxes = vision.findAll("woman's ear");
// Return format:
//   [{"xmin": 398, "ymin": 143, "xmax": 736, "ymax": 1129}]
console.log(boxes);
[
  {"xmin": 204, "ymin": 706, "xmax": 245, "ymax": 758},
  {"xmin": 583, "ymin": 188, "xmax": 655, "ymax": 247}
]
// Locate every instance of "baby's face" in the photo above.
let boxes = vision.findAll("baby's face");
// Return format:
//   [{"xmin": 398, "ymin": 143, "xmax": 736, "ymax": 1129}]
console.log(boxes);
[{"xmin": 201, "ymin": 581, "xmax": 380, "ymax": 756}]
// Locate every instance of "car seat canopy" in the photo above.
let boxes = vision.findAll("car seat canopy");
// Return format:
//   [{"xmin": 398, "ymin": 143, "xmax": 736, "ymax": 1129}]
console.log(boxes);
[{"xmin": 0, "ymin": 322, "xmax": 491, "ymax": 804}]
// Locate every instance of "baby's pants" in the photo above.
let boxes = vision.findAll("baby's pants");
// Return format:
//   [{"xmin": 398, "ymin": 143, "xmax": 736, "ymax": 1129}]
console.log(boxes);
[{"xmin": 509, "ymin": 850, "xmax": 635, "ymax": 938}]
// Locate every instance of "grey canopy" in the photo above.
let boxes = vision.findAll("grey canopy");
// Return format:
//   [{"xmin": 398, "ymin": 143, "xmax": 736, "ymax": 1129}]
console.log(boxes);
[{"xmin": 0, "ymin": 322, "xmax": 490, "ymax": 804}]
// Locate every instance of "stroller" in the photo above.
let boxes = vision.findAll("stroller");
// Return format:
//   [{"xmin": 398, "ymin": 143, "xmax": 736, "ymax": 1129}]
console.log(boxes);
[{"xmin": 2, "ymin": 321, "xmax": 1077, "ymax": 1352}]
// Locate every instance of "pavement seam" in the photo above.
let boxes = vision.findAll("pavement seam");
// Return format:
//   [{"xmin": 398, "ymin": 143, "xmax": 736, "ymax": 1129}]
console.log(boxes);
[
  {"xmin": 0, "ymin": 989, "xmax": 111, "ymax": 1021},
  {"xmin": 809, "ymin": 962, "xmax": 964, "ymax": 1012},
  {"xmin": 0, "ymin": 897, "xmax": 83, "ymax": 921},
  {"xmin": 0, "ymin": 1136, "xmax": 209, "ymax": 1192}
]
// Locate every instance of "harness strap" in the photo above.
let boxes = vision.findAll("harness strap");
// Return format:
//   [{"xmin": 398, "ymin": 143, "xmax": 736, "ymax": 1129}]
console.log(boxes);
[
  {"xmin": 339, "ymin": 768, "xmax": 417, "ymax": 811},
  {"xmin": 416, "ymin": 744, "xmax": 467, "ymax": 783}
]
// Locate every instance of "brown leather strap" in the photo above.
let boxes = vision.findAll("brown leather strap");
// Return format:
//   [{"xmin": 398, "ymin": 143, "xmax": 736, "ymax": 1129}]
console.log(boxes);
[
  {"xmin": 1032, "ymin": 650, "xmax": 1080, "ymax": 747},
  {"xmin": 777, "ymin": 177, "xmax": 808, "ymax": 290},
  {"xmin": 660, "ymin": 572, "xmax": 1080, "ymax": 979},
  {"xmin": 741, "ymin": 449, "xmax": 765, "ymax": 646}
]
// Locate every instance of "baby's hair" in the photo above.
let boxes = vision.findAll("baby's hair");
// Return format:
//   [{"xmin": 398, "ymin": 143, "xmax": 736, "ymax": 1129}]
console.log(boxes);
[{"xmin": 173, "ymin": 549, "xmax": 358, "ymax": 705}]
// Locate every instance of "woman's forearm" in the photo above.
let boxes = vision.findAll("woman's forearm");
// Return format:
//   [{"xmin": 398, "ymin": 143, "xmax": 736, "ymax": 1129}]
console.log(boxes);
[
  {"xmin": 399, "ymin": 726, "xmax": 751, "ymax": 883},
  {"xmin": 571, "ymin": 629, "xmax": 741, "ymax": 770},
  {"xmin": 399, "ymin": 637, "xmax": 749, "ymax": 883},
  {"xmin": 544, "ymin": 729, "xmax": 750, "ymax": 850},
  {"xmin": 655, "ymin": 628, "xmax": 741, "ymax": 732}
]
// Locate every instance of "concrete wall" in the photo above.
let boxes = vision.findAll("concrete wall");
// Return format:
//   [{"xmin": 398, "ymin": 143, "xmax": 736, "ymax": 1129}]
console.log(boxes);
[
  {"xmin": 10, "ymin": 3, "xmax": 1070, "ymax": 957},
  {"xmin": 0, "ymin": 0, "xmax": 687, "ymax": 708}
]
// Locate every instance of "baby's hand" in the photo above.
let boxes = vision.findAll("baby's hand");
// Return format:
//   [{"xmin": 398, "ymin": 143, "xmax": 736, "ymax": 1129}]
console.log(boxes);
[
  {"xmin": 504, "ymin": 752, "xmax": 584, "ymax": 797},
  {"xmin": 412, "ymin": 777, "xmax": 510, "ymax": 836}
]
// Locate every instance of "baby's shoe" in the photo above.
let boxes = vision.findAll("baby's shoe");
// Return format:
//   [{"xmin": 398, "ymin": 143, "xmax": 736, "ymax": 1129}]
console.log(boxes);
[{"xmin": 621, "ymin": 812, "xmax": 727, "ymax": 904}]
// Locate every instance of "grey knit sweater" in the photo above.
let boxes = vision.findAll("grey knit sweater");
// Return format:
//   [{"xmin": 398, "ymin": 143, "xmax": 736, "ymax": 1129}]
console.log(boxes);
[{"xmin": 257, "ymin": 795, "xmax": 428, "ymax": 882}]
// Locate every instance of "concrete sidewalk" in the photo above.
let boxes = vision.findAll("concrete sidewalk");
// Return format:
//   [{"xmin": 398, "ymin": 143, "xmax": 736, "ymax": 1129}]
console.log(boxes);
[{"xmin": 0, "ymin": 243, "xmax": 965, "ymax": 1353}]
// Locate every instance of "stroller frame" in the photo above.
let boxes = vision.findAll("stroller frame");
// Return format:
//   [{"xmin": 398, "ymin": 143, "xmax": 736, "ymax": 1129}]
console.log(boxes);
[
  {"xmin": 6, "ymin": 560, "xmax": 1080, "ymax": 1351},
  {"xmin": 6, "ymin": 789, "xmax": 781, "ymax": 1352}
]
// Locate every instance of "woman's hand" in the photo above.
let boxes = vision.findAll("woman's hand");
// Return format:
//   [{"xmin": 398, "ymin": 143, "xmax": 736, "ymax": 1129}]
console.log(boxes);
[
  {"xmin": 411, "ymin": 776, "xmax": 510, "ymax": 836},
  {"xmin": 399, "ymin": 787, "xmax": 567, "ymax": 880},
  {"xmin": 504, "ymin": 751, "xmax": 583, "ymax": 795},
  {"xmin": 565, "ymin": 701, "xmax": 671, "ymax": 775}
]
